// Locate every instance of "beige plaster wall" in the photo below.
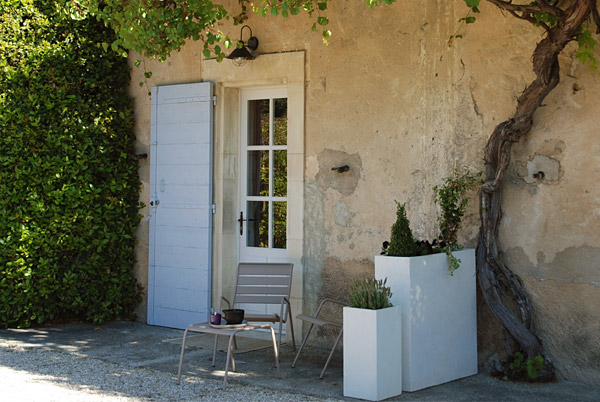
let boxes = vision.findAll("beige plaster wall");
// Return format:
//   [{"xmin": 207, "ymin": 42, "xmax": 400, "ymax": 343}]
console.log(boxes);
[{"xmin": 129, "ymin": 0, "xmax": 600, "ymax": 384}]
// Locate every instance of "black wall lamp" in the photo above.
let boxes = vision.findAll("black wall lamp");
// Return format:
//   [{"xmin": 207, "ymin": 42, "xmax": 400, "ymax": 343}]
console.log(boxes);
[{"xmin": 227, "ymin": 25, "xmax": 259, "ymax": 67}]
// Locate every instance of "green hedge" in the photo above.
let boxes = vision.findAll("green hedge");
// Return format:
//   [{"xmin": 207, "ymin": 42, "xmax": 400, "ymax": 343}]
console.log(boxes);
[{"xmin": 0, "ymin": 0, "xmax": 141, "ymax": 327}]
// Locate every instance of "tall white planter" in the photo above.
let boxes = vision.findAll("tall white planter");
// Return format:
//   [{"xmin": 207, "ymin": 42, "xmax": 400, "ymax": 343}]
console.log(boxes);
[
  {"xmin": 375, "ymin": 249, "xmax": 477, "ymax": 392},
  {"xmin": 343, "ymin": 306, "xmax": 402, "ymax": 401}
]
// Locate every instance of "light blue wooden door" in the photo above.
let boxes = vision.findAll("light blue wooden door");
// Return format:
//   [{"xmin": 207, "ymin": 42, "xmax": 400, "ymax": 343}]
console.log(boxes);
[{"xmin": 148, "ymin": 82, "xmax": 213, "ymax": 329}]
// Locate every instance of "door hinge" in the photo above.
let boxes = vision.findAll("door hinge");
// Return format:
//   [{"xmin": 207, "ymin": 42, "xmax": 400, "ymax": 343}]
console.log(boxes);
[
  {"xmin": 211, "ymin": 204, "xmax": 216, "ymax": 214},
  {"xmin": 213, "ymin": 95, "xmax": 217, "ymax": 106}
]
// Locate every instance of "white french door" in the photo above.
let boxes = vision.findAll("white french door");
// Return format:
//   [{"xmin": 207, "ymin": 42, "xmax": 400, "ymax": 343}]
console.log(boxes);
[{"xmin": 239, "ymin": 87, "xmax": 289, "ymax": 263}]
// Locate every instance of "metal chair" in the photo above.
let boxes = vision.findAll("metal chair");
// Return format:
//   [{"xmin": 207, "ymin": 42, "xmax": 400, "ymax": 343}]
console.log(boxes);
[
  {"xmin": 291, "ymin": 298, "xmax": 345, "ymax": 378},
  {"xmin": 220, "ymin": 262, "xmax": 296, "ymax": 355}
]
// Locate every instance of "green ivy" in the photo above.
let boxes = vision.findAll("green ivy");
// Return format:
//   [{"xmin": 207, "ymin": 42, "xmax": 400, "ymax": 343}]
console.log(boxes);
[
  {"xmin": 0, "ymin": 0, "xmax": 142, "ymax": 328},
  {"xmin": 434, "ymin": 167, "xmax": 482, "ymax": 250},
  {"xmin": 434, "ymin": 168, "xmax": 481, "ymax": 275},
  {"xmin": 577, "ymin": 28, "xmax": 599, "ymax": 71}
]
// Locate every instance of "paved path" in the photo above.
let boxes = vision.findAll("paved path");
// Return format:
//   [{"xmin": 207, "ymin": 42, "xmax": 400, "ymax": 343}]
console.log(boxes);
[{"xmin": 1, "ymin": 321, "xmax": 599, "ymax": 401}]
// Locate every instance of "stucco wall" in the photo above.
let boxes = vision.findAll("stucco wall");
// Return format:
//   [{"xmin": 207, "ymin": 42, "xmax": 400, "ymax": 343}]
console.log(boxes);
[{"xmin": 129, "ymin": 0, "xmax": 600, "ymax": 384}]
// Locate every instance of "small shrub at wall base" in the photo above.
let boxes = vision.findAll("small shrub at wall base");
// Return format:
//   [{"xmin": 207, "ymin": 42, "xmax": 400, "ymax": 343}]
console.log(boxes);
[
  {"xmin": 508, "ymin": 352, "xmax": 545, "ymax": 381},
  {"xmin": 0, "ymin": 1, "xmax": 142, "ymax": 328},
  {"xmin": 348, "ymin": 278, "xmax": 393, "ymax": 310}
]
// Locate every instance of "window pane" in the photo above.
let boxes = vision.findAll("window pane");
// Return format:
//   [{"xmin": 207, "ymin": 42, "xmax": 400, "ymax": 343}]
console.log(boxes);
[
  {"xmin": 247, "ymin": 150, "xmax": 269, "ymax": 196},
  {"xmin": 248, "ymin": 99, "xmax": 269, "ymax": 146},
  {"xmin": 273, "ymin": 202, "xmax": 287, "ymax": 249},
  {"xmin": 273, "ymin": 98, "xmax": 287, "ymax": 146},
  {"xmin": 247, "ymin": 201, "xmax": 268, "ymax": 248},
  {"xmin": 273, "ymin": 150, "xmax": 287, "ymax": 197}
]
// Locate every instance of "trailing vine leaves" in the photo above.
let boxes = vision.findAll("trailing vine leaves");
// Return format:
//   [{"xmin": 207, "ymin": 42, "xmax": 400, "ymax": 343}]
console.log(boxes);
[
  {"xmin": 84, "ymin": 0, "xmax": 234, "ymax": 61},
  {"xmin": 86, "ymin": 0, "xmax": 599, "ymax": 71},
  {"xmin": 577, "ymin": 28, "xmax": 599, "ymax": 70},
  {"xmin": 82, "ymin": 0, "xmax": 398, "ymax": 55},
  {"xmin": 431, "ymin": 167, "xmax": 481, "ymax": 275},
  {"xmin": 434, "ymin": 168, "xmax": 482, "ymax": 251},
  {"xmin": 459, "ymin": 0, "xmax": 598, "ymax": 69},
  {"xmin": 245, "ymin": 0, "xmax": 395, "ymax": 43}
]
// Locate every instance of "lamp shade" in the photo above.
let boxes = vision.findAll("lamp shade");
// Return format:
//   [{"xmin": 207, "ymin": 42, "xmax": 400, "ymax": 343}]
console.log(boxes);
[{"xmin": 227, "ymin": 45, "xmax": 255, "ymax": 60}]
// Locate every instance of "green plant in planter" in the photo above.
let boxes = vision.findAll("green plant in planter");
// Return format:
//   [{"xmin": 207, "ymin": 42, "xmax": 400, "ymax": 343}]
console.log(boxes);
[
  {"xmin": 387, "ymin": 202, "xmax": 420, "ymax": 257},
  {"xmin": 434, "ymin": 168, "xmax": 482, "ymax": 249},
  {"xmin": 383, "ymin": 167, "xmax": 482, "ymax": 274},
  {"xmin": 348, "ymin": 278, "xmax": 393, "ymax": 310},
  {"xmin": 434, "ymin": 168, "xmax": 482, "ymax": 274}
]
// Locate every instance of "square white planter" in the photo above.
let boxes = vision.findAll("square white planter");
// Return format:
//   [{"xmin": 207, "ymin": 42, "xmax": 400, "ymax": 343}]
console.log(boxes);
[
  {"xmin": 343, "ymin": 306, "xmax": 402, "ymax": 401},
  {"xmin": 375, "ymin": 249, "xmax": 477, "ymax": 392}
]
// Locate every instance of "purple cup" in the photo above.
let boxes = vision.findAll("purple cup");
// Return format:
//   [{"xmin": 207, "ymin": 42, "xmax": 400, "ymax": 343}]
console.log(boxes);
[{"xmin": 210, "ymin": 313, "xmax": 222, "ymax": 325}]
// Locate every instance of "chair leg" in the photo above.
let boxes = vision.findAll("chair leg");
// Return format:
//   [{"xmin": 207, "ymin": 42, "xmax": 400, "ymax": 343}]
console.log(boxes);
[
  {"xmin": 276, "ymin": 319, "xmax": 284, "ymax": 357},
  {"xmin": 223, "ymin": 335, "xmax": 236, "ymax": 384},
  {"xmin": 230, "ymin": 346, "xmax": 237, "ymax": 373},
  {"xmin": 269, "ymin": 327, "xmax": 282, "ymax": 378},
  {"xmin": 287, "ymin": 305, "xmax": 296, "ymax": 351},
  {"xmin": 319, "ymin": 327, "xmax": 343, "ymax": 379},
  {"xmin": 291, "ymin": 322, "xmax": 315, "ymax": 368},
  {"xmin": 177, "ymin": 327, "xmax": 190, "ymax": 384}
]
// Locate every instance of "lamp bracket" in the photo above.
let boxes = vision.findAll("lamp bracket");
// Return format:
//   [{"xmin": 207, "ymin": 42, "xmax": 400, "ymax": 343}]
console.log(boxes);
[{"xmin": 240, "ymin": 25, "xmax": 259, "ymax": 50}]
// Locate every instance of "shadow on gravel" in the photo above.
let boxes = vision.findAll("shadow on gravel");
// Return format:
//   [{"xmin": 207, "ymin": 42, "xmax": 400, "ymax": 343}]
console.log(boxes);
[{"xmin": 0, "ymin": 321, "xmax": 344, "ymax": 400}]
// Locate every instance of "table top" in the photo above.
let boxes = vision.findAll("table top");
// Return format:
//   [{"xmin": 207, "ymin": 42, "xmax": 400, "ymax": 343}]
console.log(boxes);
[{"xmin": 185, "ymin": 322, "xmax": 273, "ymax": 336}]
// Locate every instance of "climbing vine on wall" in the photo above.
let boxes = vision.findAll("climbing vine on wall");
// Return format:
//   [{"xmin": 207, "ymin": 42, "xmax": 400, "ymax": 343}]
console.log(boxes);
[{"xmin": 0, "ymin": 0, "xmax": 142, "ymax": 327}]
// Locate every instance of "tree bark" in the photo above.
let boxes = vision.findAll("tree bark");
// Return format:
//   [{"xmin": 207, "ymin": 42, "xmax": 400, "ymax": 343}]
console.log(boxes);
[{"xmin": 477, "ymin": 0, "xmax": 597, "ymax": 373}]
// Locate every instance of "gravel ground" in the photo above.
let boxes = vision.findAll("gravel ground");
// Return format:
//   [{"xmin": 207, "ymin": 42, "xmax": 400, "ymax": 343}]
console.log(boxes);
[{"xmin": 0, "ymin": 346, "xmax": 339, "ymax": 401}]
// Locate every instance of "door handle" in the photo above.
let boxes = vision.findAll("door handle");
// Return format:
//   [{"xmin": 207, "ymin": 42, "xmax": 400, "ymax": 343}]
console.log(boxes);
[{"xmin": 238, "ymin": 211, "xmax": 256, "ymax": 236}]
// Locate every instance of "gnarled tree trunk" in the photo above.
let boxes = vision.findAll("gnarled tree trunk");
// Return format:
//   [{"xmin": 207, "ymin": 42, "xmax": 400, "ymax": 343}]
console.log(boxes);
[{"xmin": 477, "ymin": 0, "xmax": 598, "ymax": 377}]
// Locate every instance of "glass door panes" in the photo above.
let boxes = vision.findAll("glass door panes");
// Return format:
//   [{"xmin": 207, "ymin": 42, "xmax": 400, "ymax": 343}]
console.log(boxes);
[
  {"xmin": 242, "ymin": 94, "xmax": 287, "ymax": 250},
  {"xmin": 248, "ymin": 99, "xmax": 269, "ymax": 146}
]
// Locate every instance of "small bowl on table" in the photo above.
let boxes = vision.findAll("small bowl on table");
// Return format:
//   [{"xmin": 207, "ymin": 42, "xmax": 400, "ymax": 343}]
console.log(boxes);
[{"xmin": 222, "ymin": 309, "xmax": 245, "ymax": 325}]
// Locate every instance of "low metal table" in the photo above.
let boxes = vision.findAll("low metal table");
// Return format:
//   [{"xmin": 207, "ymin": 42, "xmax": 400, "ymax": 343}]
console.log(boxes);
[{"xmin": 176, "ymin": 322, "xmax": 281, "ymax": 384}]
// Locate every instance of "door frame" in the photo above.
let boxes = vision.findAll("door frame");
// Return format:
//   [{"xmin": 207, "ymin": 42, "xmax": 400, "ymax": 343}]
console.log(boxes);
[{"xmin": 202, "ymin": 51, "xmax": 305, "ymax": 343}]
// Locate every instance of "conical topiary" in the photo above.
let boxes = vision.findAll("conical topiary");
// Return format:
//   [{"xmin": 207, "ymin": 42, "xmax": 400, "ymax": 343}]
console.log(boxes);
[{"xmin": 386, "ymin": 202, "xmax": 420, "ymax": 257}]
